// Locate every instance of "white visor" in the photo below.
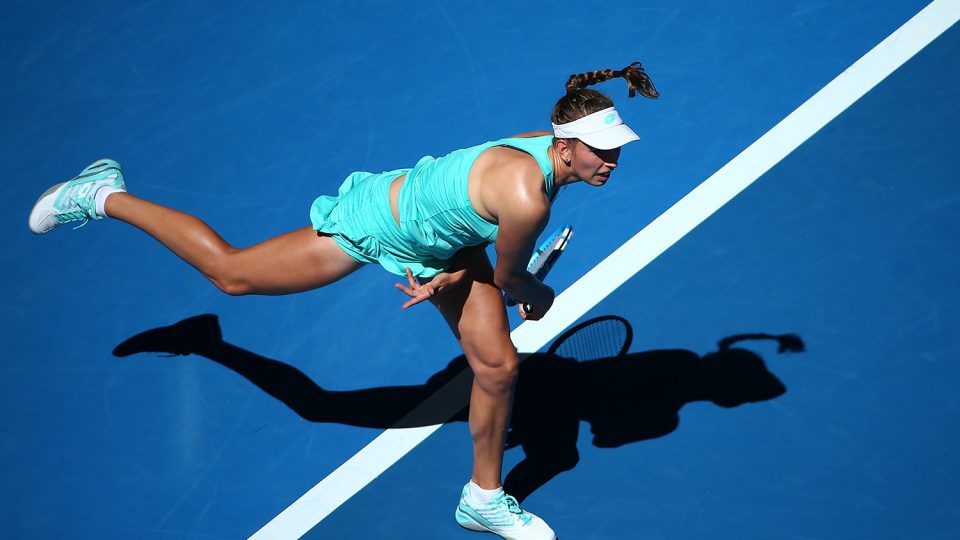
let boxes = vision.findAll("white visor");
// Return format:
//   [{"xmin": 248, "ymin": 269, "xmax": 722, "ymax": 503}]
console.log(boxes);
[{"xmin": 551, "ymin": 106, "xmax": 639, "ymax": 150}]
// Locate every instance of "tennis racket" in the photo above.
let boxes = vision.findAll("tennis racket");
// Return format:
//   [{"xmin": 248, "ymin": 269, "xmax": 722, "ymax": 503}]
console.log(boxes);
[{"xmin": 505, "ymin": 224, "xmax": 573, "ymax": 312}]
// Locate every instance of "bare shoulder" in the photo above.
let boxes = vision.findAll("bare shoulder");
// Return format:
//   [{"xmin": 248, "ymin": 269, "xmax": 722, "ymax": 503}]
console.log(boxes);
[
  {"xmin": 480, "ymin": 146, "xmax": 544, "ymax": 177},
  {"xmin": 469, "ymin": 146, "xmax": 549, "ymax": 222},
  {"xmin": 508, "ymin": 130, "xmax": 554, "ymax": 138}
]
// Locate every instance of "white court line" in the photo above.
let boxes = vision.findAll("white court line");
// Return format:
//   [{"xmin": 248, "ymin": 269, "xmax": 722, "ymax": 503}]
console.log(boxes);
[{"xmin": 251, "ymin": 1, "xmax": 960, "ymax": 537}]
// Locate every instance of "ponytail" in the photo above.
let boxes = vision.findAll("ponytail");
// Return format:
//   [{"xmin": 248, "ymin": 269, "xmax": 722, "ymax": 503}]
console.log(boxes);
[
  {"xmin": 552, "ymin": 61, "xmax": 658, "ymax": 125},
  {"xmin": 564, "ymin": 61, "xmax": 659, "ymax": 99}
]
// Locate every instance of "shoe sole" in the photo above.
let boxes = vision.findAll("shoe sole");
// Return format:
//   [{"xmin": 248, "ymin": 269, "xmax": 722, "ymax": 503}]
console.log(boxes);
[
  {"xmin": 455, "ymin": 509, "xmax": 558, "ymax": 539},
  {"xmin": 28, "ymin": 181, "xmax": 69, "ymax": 234}
]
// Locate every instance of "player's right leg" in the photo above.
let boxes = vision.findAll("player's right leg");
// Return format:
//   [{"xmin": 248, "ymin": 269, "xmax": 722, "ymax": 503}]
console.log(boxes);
[
  {"xmin": 29, "ymin": 159, "xmax": 363, "ymax": 295},
  {"xmin": 429, "ymin": 246, "xmax": 557, "ymax": 540}
]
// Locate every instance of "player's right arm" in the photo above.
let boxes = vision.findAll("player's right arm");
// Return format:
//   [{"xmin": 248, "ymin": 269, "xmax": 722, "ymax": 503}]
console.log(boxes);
[{"xmin": 487, "ymin": 165, "xmax": 555, "ymax": 319}]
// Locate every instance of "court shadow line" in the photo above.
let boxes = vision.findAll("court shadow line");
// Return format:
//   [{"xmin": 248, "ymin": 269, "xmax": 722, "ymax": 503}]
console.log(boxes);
[{"xmin": 113, "ymin": 314, "xmax": 803, "ymax": 503}]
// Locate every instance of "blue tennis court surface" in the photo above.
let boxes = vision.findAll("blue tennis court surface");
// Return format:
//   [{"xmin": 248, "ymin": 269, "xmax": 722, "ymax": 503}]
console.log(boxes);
[{"xmin": 3, "ymin": 1, "xmax": 958, "ymax": 538}]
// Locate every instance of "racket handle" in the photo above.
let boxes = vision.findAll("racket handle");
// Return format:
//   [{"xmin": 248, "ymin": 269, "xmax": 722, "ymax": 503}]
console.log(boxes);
[
  {"xmin": 504, "ymin": 297, "xmax": 535, "ymax": 315},
  {"xmin": 506, "ymin": 296, "xmax": 533, "ymax": 314}
]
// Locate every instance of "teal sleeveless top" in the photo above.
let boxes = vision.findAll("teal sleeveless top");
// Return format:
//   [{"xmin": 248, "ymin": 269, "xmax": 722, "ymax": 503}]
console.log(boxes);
[
  {"xmin": 397, "ymin": 135, "xmax": 556, "ymax": 261},
  {"xmin": 310, "ymin": 135, "xmax": 555, "ymax": 278}
]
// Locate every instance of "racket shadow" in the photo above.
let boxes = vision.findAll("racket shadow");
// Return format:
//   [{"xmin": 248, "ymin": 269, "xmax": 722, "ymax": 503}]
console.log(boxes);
[
  {"xmin": 504, "ymin": 326, "xmax": 802, "ymax": 502},
  {"xmin": 112, "ymin": 314, "xmax": 803, "ymax": 502}
]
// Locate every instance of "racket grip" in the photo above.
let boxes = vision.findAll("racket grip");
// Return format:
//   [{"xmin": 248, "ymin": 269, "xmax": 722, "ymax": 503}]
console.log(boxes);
[{"xmin": 505, "ymin": 295, "xmax": 533, "ymax": 314}]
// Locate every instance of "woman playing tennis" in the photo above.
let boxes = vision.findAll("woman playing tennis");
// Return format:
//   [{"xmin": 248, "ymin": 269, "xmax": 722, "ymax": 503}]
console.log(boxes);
[{"xmin": 29, "ymin": 61, "xmax": 658, "ymax": 540}]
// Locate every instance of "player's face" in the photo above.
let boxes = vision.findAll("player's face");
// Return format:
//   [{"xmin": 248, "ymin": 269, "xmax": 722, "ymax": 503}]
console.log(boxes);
[{"xmin": 572, "ymin": 141, "xmax": 620, "ymax": 186}]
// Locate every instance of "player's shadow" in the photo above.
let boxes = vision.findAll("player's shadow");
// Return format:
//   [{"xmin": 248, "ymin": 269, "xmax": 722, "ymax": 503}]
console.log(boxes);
[{"xmin": 114, "ymin": 314, "xmax": 803, "ymax": 502}]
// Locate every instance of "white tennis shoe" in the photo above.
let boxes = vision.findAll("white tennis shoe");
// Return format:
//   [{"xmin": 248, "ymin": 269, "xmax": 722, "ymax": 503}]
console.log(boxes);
[
  {"xmin": 28, "ymin": 159, "xmax": 125, "ymax": 234},
  {"xmin": 455, "ymin": 484, "xmax": 557, "ymax": 539}
]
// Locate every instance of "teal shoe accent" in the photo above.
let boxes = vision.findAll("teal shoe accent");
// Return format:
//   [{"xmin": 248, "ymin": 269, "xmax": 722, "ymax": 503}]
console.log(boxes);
[{"xmin": 53, "ymin": 159, "xmax": 125, "ymax": 222}]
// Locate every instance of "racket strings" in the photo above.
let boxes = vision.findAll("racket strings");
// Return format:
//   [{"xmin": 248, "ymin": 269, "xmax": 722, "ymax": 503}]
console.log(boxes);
[{"xmin": 548, "ymin": 316, "xmax": 632, "ymax": 360}]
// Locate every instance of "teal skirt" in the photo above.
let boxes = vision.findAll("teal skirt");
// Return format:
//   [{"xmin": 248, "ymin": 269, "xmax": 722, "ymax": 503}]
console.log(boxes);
[{"xmin": 309, "ymin": 168, "xmax": 452, "ymax": 278}]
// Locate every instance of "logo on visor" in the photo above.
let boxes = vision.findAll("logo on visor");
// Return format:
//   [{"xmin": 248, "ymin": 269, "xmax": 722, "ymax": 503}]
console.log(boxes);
[{"xmin": 604, "ymin": 113, "xmax": 617, "ymax": 125}]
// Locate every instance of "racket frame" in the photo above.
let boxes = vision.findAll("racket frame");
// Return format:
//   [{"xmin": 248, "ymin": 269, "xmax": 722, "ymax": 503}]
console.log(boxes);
[{"xmin": 504, "ymin": 224, "xmax": 573, "ymax": 311}]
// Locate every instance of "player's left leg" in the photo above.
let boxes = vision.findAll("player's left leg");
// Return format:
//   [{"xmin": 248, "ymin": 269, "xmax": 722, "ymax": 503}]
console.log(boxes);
[{"xmin": 28, "ymin": 159, "xmax": 363, "ymax": 295}]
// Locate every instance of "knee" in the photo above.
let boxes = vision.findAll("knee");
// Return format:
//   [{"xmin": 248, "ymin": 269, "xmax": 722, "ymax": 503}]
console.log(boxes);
[
  {"xmin": 469, "ymin": 345, "xmax": 520, "ymax": 394},
  {"xmin": 205, "ymin": 252, "xmax": 250, "ymax": 296},
  {"xmin": 215, "ymin": 279, "xmax": 251, "ymax": 296}
]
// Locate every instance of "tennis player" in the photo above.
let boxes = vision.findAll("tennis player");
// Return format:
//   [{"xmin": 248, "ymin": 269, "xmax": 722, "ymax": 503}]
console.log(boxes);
[{"xmin": 29, "ymin": 62, "xmax": 658, "ymax": 540}]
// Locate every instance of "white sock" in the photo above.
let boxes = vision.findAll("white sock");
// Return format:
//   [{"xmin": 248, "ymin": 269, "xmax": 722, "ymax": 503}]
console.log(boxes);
[
  {"xmin": 467, "ymin": 481, "xmax": 503, "ymax": 504},
  {"xmin": 94, "ymin": 186, "xmax": 123, "ymax": 218}
]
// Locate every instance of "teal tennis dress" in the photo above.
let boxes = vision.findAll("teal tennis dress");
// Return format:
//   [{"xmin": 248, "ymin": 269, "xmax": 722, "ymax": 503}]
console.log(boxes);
[{"xmin": 310, "ymin": 135, "xmax": 556, "ymax": 278}]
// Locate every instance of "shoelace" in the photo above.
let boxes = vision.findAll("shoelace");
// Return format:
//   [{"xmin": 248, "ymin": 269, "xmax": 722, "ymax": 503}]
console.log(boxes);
[
  {"xmin": 501, "ymin": 495, "xmax": 532, "ymax": 525},
  {"xmin": 52, "ymin": 168, "xmax": 120, "ymax": 229},
  {"xmin": 55, "ymin": 195, "xmax": 93, "ymax": 229}
]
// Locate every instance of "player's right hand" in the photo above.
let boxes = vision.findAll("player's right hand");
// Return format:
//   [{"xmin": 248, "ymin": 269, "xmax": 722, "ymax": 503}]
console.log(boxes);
[{"xmin": 518, "ymin": 287, "xmax": 554, "ymax": 321}]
